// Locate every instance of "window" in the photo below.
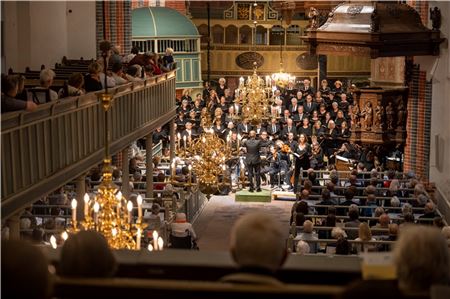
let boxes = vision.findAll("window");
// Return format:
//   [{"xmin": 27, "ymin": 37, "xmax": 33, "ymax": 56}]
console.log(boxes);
[
  {"xmin": 286, "ymin": 25, "xmax": 301, "ymax": 45},
  {"xmin": 225, "ymin": 25, "xmax": 238, "ymax": 44},
  {"xmin": 239, "ymin": 25, "xmax": 252, "ymax": 44},
  {"xmin": 255, "ymin": 25, "xmax": 267, "ymax": 45},
  {"xmin": 212, "ymin": 25, "xmax": 224, "ymax": 44},
  {"xmin": 198, "ymin": 24, "xmax": 209, "ymax": 44},
  {"xmin": 269, "ymin": 25, "xmax": 284, "ymax": 45}
]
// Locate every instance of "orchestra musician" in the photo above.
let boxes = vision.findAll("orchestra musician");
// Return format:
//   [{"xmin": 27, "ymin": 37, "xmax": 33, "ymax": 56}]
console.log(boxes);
[
  {"xmin": 293, "ymin": 134, "xmax": 311, "ymax": 193},
  {"xmin": 310, "ymin": 141, "xmax": 324, "ymax": 170}
]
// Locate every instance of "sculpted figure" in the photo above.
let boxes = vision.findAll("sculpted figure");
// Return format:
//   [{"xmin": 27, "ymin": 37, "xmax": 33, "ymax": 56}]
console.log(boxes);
[
  {"xmin": 397, "ymin": 101, "xmax": 406, "ymax": 129},
  {"xmin": 386, "ymin": 101, "xmax": 395, "ymax": 130},
  {"xmin": 361, "ymin": 102, "xmax": 373, "ymax": 130},
  {"xmin": 374, "ymin": 100, "xmax": 384, "ymax": 129}
]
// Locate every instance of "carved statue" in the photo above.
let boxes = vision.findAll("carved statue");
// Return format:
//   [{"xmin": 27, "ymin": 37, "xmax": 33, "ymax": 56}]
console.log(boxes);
[
  {"xmin": 385, "ymin": 101, "xmax": 395, "ymax": 130},
  {"xmin": 397, "ymin": 101, "xmax": 406, "ymax": 129},
  {"xmin": 350, "ymin": 104, "xmax": 360, "ymax": 129},
  {"xmin": 308, "ymin": 7, "xmax": 320, "ymax": 29},
  {"xmin": 430, "ymin": 7, "xmax": 442, "ymax": 31},
  {"xmin": 374, "ymin": 100, "xmax": 384, "ymax": 129},
  {"xmin": 360, "ymin": 101, "xmax": 373, "ymax": 130}
]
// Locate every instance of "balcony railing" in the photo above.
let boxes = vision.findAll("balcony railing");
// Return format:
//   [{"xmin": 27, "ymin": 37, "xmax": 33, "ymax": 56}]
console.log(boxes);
[{"xmin": 1, "ymin": 70, "xmax": 177, "ymax": 218}]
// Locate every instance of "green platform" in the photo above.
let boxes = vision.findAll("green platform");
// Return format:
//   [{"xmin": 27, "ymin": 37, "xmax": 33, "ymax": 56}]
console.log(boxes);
[{"xmin": 235, "ymin": 189, "xmax": 272, "ymax": 203}]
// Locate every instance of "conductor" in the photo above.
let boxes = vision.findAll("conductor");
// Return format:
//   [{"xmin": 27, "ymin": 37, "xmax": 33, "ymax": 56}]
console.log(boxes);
[{"xmin": 243, "ymin": 130, "xmax": 269, "ymax": 192}]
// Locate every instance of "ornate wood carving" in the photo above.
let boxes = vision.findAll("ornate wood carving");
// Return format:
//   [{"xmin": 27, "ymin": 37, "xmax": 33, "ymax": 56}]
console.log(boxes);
[
  {"xmin": 296, "ymin": 53, "xmax": 318, "ymax": 70},
  {"xmin": 235, "ymin": 52, "xmax": 264, "ymax": 69}
]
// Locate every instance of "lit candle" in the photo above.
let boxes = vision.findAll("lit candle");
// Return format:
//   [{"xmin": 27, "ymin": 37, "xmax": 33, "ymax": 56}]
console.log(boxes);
[
  {"xmin": 136, "ymin": 228, "xmax": 141, "ymax": 250},
  {"xmin": 112, "ymin": 228, "xmax": 117, "ymax": 237},
  {"xmin": 188, "ymin": 165, "xmax": 192, "ymax": 185},
  {"xmin": 50, "ymin": 235, "xmax": 57, "ymax": 249},
  {"xmin": 237, "ymin": 134, "xmax": 241, "ymax": 149},
  {"xmin": 236, "ymin": 105, "xmax": 239, "ymax": 114},
  {"xmin": 157, "ymin": 236, "xmax": 164, "ymax": 251},
  {"xmin": 61, "ymin": 231, "xmax": 68, "ymax": 241},
  {"xmin": 127, "ymin": 201, "xmax": 133, "ymax": 224},
  {"xmin": 116, "ymin": 191, "xmax": 122, "ymax": 216},
  {"xmin": 71, "ymin": 198, "xmax": 77, "ymax": 226},
  {"xmin": 177, "ymin": 133, "xmax": 181, "ymax": 149},
  {"xmin": 183, "ymin": 135, "xmax": 187, "ymax": 148},
  {"xmin": 137, "ymin": 195, "xmax": 143, "ymax": 221},
  {"xmin": 171, "ymin": 161, "xmax": 176, "ymax": 178},
  {"xmin": 93, "ymin": 201, "xmax": 100, "ymax": 227},
  {"xmin": 153, "ymin": 230, "xmax": 159, "ymax": 250},
  {"xmin": 83, "ymin": 193, "xmax": 90, "ymax": 218},
  {"xmin": 148, "ymin": 244, "xmax": 154, "ymax": 252}
]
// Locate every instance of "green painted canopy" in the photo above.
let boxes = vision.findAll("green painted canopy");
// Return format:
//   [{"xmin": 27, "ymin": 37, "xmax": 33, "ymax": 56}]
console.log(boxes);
[{"xmin": 132, "ymin": 7, "xmax": 200, "ymax": 38}]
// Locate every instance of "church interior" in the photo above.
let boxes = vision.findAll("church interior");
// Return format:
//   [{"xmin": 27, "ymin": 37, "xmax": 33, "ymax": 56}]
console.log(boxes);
[{"xmin": 1, "ymin": 1, "xmax": 450, "ymax": 298}]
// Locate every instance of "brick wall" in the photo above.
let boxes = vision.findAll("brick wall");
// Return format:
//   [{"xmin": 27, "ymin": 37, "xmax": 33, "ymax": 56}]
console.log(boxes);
[
  {"xmin": 407, "ymin": 0, "xmax": 429, "ymax": 25},
  {"xmin": 404, "ymin": 66, "xmax": 432, "ymax": 181},
  {"xmin": 165, "ymin": 0, "xmax": 186, "ymax": 14},
  {"xmin": 96, "ymin": 1, "xmax": 132, "ymax": 56},
  {"xmin": 131, "ymin": 0, "xmax": 186, "ymax": 14}
]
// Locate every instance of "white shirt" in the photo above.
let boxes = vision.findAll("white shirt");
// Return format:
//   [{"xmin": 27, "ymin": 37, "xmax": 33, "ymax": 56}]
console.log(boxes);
[{"xmin": 170, "ymin": 222, "xmax": 197, "ymax": 239}]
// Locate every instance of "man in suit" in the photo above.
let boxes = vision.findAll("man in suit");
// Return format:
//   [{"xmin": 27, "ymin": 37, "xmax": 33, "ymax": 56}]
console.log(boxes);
[
  {"xmin": 293, "ymin": 105, "xmax": 306, "ymax": 127},
  {"xmin": 301, "ymin": 79, "xmax": 315, "ymax": 97},
  {"xmin": 281, "ymin": 118, "xmax": 297, "ymax": 141},
  {"xmin": 289, "ymin": 97, "xmax": 299, "ymax": 116},
  {"xmin": 243, "ymin": 131, "xmax": 269, "ymax": 192},
  {"xmin": 181, "ymin": 122, "xmax": 197, "ymax": 145},
  {"xmin": 303, "ymin": 94, "xmax": 317, "ymax": 116},
  {"xmin": 267, "ymin": 118, "xmax": 281, "ymax": 139},
  {"xmin": 237, "ymin": 119, "xmax": 252, "ymax": 137}
]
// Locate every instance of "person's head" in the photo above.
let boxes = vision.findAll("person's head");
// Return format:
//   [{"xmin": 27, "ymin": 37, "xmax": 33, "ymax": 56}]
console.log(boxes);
[
  {"xmin": 401, "ymin": 203, "xmax": 412, "ymax": 216},
  {"xmin": 321, "ymin": 188, "xmax": 331, "ymax": 201},
  {"xmin": 299, "ymin": 133, "xmax": 307, "ymax": 144},
  {"xmin": 68, "ymin": 72, "xmax": 84, "ymax": 89},
  {"xmin": 424, "ymin": 201, "xmax": 436, "ymax": 214},
  {"xmin": 365, "ymin": 185, "xmax": 376, "ymax": 195},
  {"xmin": 151, "ymin": 203, "xmax": 161, "ymax": 215},
  {"xmin": 291, "ymin": 97, "xmax": 297, "ymax": 105},
  {"xmin": 2, "ymin": 240, "xmax": 52, "ymax": 299},
  {"xmin": 111, "ymin": 62, "xmax": 123, "ymax": 74},
  {"xmin": 88, "ymin": 61, "xmax": 103, "ymax": 75},
  {"xmin": 303, "ymin": 220, "xmax": 314, "ymax": 233},
  {"xmin": 300, "ymin": 189, "xmax": 310, "ymax": 200},
  {"xmin": 219, "ymin": 77, "xmax": 226, "ymax": 86},
  {"xmin": 306, "ymin": 94, "xmax": 313, "ymax": 102},
  {"xmin": 165, "ymin": 47, "xmax": 174, "ymax": 56},
  {"xmin": 286, "ymin": 117, "xmax": 293, "ymax": 126},
  {"xmin": 358, "ymin": 222, "xmax": 372, "ymax": 241},
  {"xmin": 337, "ymin": 110, "xmax": 344, "ymax": 119},
  {"xmin": 249, "ymin": 130, "xmax": 256, "ymax": 138},
  {"xmin": 321, "ymin": 79, "xmax": 328, "ymax": 87},
  {"xmin": 40, "ymin": 69, "xmax": 55, "ymax": 88},
  {"xmin": 296, "ymin": 240, "xmax": 310, "ymax": 255},
  {"xmin": 59, "ymin": 231, "xmax": 117, "ymax": 277},
  {"xmin": 1, "ymin": 74, "xmax": 19, "ymax": 97},
  {"xmin": 388, "ymin": 223, "xmax": 399, "ymax": 237},
  {"xmin": 340, "ymin": 93, "xmax": 347, "ymax": 101},
  {"xmin": 348, "ymin": 207, "xmax": 359, "ymax": 221},
  {"xmin": 344, "ymin": 188, "xmax": 354, "ymax": 201},
  {"xmin": 297, "ymin": 105, "xmax": 304, "ymax": 114},
  {"xmin": 335, "ymin": 237, "xmax": 351, "ymax": 255},
  {"xmin": 230, "ymin": 212, "xmax": 287, "ymax": 272},
  {"xmin": 328, "ymin": 120, "xmax": 336, "ymax": 129},
  {"xmin": 390, "ymin": 196, "xmax": 400, "ymax": 207},
  {"xmin": 393, "ymin": 225, "xmax": 450, "ymax": 292},
  {"xmin": 302, "ymin": 117, "xmax": 309, "ymax": 126},
  {"xmin": 331, "ymin": 227, "xmax": 347, "ymax": 239},
  {"xmin": 296, "ymin": 91, "xmax": 303, "ymax": 99},
  {"xmin": 379, "ymin": 213, "xmax": 390, "ymax": 227},
  {"xmin": 288, "ymin": 132, "xmax": 294, "ymax": 141},
  {"xmin": 441, "ymin": 226, "xmax": 450, "ymax": 240}
]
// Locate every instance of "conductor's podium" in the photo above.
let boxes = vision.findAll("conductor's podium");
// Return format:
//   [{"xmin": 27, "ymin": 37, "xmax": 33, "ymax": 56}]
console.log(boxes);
[{"xmin": 235, "ymin": 189, "xmax": 272, "ymax": 203}]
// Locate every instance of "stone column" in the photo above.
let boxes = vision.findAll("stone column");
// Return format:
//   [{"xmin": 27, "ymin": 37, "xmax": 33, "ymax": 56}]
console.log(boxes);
[
  {"xmin": 146, "ymin": 132, "xmax": 154, "ymax": 199},
  {"xmin": 122, "ymin": 146, "xmax": 130, "ymax": 199},
  {"xmin": 76, "ymin": 175, "xmax": 86, "ymax": 220},
  {"xmin": 169, "ymin": 119, "xmax": 176, "ymax": 163},
  {"xmin": 7, "ymin": 213, "xmax": 21, "ymax": 240}
]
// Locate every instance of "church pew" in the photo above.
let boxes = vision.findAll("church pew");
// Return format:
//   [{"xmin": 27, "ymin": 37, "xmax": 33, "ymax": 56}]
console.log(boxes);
[{"xmin": 53, "ymin": 277, "xmax": 344, "ymax": 299}]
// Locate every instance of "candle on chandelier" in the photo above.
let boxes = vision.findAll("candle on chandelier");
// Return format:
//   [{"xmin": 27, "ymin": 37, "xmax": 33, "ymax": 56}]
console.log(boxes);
[
  {"xmin": 136, "ymin": 195, "xmax": 143, "ymax": 222},
  {"xmin": 50, "ymin": 235, "xmax": 57, "ymax": 249},
  {"xmin": 93, "ymin": 201, "xmax": 100, "ymax": 226},
  {"xmin": 136, "ymin": 228, "xmax": 141, "ymax": 250},
  {"xmin": 127, "ymin": 201, "xmax": 133, "ymax": 224},
  {"xmin": 188, "ymin": 165, "xmax": 192, "ymax": 185},
  {"xmin": 83, "ymin": 193, "xmax": 90, "ymax": 218},
  {"xmin": 183, "ymin": 135, "xmax": 187, "ymax": 148},
  {"xmin": 71, "ymin": 198, "xmax": 77, "ymax": 225},
  {"xmin": 177, "ymin": 133, "xmax": 181, "ymax": 149},
  {"xmin": 171, "ymin": 161, "xmax": 176, "ymax": 178},
  {"xmin": 157, "ymin": 237, "xmax": 164, "ymax": 251},
  {"xmin": 61, "ymin": 231, "xmax": 69, "ymax": 241},
  {"xmin": 153, "ymin": 230, "xmax": 159, "ymax": 250}
]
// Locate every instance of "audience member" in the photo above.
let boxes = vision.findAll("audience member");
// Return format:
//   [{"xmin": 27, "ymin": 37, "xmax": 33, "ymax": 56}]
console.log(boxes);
[
  {"xmin": 220, "ymin": 212, "xmax": 287, "ymax": 285},
  {"xmin": 35, "ymin": 68, "xmax": 59, "ymax": 102},
  {"xmin": 295, "ymin": 220, "xmax": 318, "ymax": 253},
  {"xmin": 59, "ymin": 231, "xmax": 117, "ymax": 277},
  {"xmin": 2, "ymin": 240, "xmax": 52, "ymax": 299},
  {"xmin": 2, "ymin": 74, "xmax": 37, "ymax": 112}
]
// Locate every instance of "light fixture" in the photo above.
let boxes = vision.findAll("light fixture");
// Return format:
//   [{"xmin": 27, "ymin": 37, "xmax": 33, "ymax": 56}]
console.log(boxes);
[
  {"xmin": 271, "ymin": 17, "xmax": 295, "ymax": 88},
  {"xmin": 62, "ymin": 42, "xmax": 146, "ymax": 250},
  {"xmin": 236, "ymin": 62, "xmax": 272, "ymax": 126}
]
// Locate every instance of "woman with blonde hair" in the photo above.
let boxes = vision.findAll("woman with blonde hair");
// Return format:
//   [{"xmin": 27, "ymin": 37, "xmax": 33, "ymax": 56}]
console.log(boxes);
[
  {"xmin": 354, "ymin": 222, "xmax": 376, "ymax": 253},
  {"xmin": 216, "ymin": 77, "xmax": 227, "ymax": 99}
]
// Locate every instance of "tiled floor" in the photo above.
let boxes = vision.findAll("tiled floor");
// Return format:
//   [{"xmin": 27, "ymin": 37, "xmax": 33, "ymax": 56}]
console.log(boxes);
[{"xmin": 193, "ymin": 194, "xmax": 294, "ymax": 251}]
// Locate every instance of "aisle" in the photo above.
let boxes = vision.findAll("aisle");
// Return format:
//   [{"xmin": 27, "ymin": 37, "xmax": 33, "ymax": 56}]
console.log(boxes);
[{"xmin": 193, "ymin": 194, "xmax": 293, "ymax": 251}]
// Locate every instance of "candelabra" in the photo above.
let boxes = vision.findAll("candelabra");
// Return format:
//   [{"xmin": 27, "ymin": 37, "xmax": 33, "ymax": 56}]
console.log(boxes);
[
  {"xmin": 172, "ymin": 129, "xmax": 232, "ymax": 198},
  {"xmin": 62, "ymin": 42, "xmax": 149, "ymax": 250},
  {"xmin": 235, "ymin": 62, "xmax": 272, "ymax": 126}
]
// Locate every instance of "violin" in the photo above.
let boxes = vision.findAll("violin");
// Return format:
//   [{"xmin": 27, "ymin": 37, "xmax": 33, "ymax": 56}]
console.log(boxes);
[{"xmin": 281, "ymin": 143, "xmax": 291, "ymax": 153}]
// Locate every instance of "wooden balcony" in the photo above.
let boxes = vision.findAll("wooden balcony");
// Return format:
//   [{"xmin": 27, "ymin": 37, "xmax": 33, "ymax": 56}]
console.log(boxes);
[{"xmin": 1, "ymin": 71, "xmax": 176, "ymax": 218}]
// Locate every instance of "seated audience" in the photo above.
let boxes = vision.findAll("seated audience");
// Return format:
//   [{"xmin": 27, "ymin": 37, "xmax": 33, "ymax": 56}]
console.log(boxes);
[
  {"xmin": 170, "ymin": 213, "xmax": 197, "ymax": 248},
  {"xmin": 84, "ymin": 62, "xmax": 103, "ymax": 92},
  {"xmin": 220, "ymin": 212, "xmax": 287, "ymax": 285},
  {"xmin": 2, "ymin": 74, "xmax": 37, "ymax": 112},
  {"xmin": 295, "ymin": 220, "xmax": 318, "ymax": 253},
  {"xmin": 59, "ymin": 231, "xmax": 117, "ymax": 277},
  {"xmin": 296, "ymin": 240, "xmax": 311, "ymax": 255},
  {"xmin": 354, "ymin": 222, "xmax": 376, "ymax": 253},
  {"xmin": 58, "ymin": 72, "xmax": 85, "ymax": 98},
  {"xmin": 33, "ymin": 68, "xmax": 59, "ymax": 102}
]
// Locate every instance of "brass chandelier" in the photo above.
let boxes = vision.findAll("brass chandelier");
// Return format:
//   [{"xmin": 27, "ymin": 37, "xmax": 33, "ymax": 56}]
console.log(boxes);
[
  {"xmin": 173, "ymin": 128, "xmax": 231, "ymax": 198},
  {"xmin": 61, "ymin": 42, "xmax": 148, "ymax": 250},
  {"xmin": 235, "ymin": 62, "xmax": 272, "ymax": 126}
]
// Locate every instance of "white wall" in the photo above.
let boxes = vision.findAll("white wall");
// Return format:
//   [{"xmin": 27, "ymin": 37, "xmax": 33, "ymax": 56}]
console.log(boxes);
[
  {"xmin": 66, "ymin": 1, "xmax": 96, "ymax": 59},
  {"xmin": 2, "ymin": 1, "xmax": 96, "ymax": 72},
  {"xmin": 416, "ymin": 1, "xmax": 450, "ymax": 199}
]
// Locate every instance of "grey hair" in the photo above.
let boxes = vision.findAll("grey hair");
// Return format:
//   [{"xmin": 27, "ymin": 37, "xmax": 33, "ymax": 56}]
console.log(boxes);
[
  {"xmin": 230, "ymin": 212, "xmax": 286, "ymax": 272},
  {"xmin": 401, "ymin": 203, "xmax": 413, "ymax": 215},
  {"xmin": 40, "ymin": 68, "xmax": 55, "ymax": 85},
  {"xmin": 331, "ymin": 227, "xmax": 347, "ymax": 239},
  {"xmin": 374, "ymin": 207, "xmax": 385, "ymax": 217},
  {"xmin": 390, "ymin": 196, "xmax": 401, "ymax": 207},
  {"xmin": 296, "ymin": 240, "xmax": 310, "ymax": 255},
  {"xmin": 348, "ymin": 204, "xmax": 359, "ymax": 213},
  {"xmin": 393, "ymin": 225, "xmax": 450, "ymax": 292}
]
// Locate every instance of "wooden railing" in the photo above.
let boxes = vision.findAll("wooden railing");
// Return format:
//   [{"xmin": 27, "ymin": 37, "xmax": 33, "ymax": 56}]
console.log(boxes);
[{"xmin": 1, "ymin": 71, "xmax": 177, "ymax": 218}]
